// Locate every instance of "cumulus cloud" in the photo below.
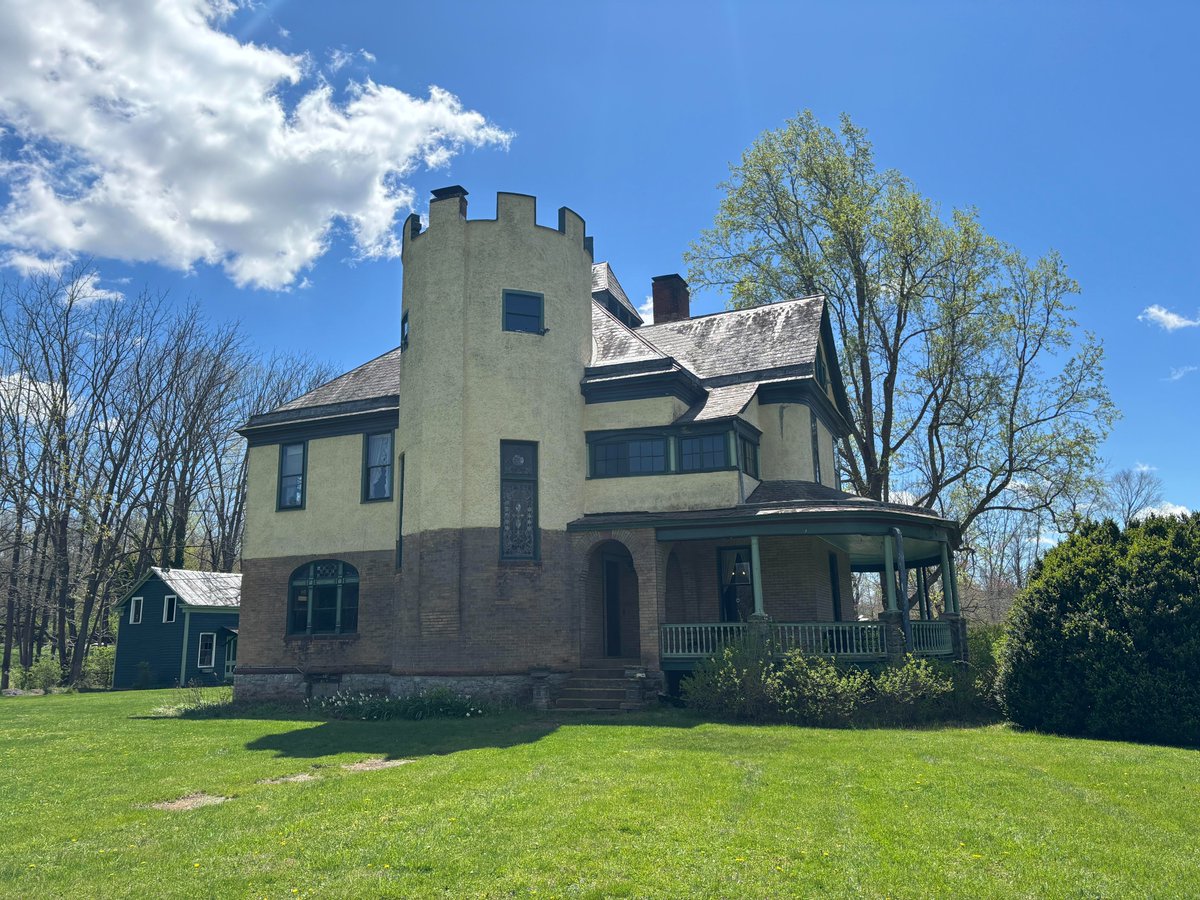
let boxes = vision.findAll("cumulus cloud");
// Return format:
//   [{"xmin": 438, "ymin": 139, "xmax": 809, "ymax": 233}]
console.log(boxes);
[
  {"xmin": 638, "ymin": 295, "xmax": 655, "ymax": 324},
  {"xmin": 0, "ymin": 0, "xmax": 510, "ymax": 289},
  {"xmin": 1136, "ymin": 501, "xmax": 1191, "ymax": 519},
  {"xmin": 1139, "ymin": 305, "xmax": 1200, "ymax": 331},
  {"xmin": 1165, "ymin": 365, "xmax": 1198, "ymax": 382}
]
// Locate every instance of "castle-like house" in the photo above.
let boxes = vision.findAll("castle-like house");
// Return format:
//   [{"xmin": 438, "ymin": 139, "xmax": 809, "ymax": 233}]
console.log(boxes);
[{"xmin": 236, "ymin": 187, "xmax": 964, "ymax": 708}]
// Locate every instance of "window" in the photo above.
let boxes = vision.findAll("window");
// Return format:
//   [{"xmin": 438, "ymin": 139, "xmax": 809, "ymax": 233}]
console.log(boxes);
[
  {"xmin": 740, "ymin": 436, "xmax": 759, "ymax": 480},
  {"xmin": 816, "ymin": 349, "xmax": 828, "ymax": 389},
  {"xmin": 197, "ymin": 632, "xmax": 216, "ymax": 668},
  {"xmin": 363, "ymin": 431, "xmax": 393, "ymax": 502},
  {"xmin": 500, "ymin": 441, "xmax": 538, "ymax": 559},
  {"xmin": 163, "ymin": 595, "xmax": 177, "ymax": 624},
  {"xmin": 278, "ymin": 442, "xmax": 306, "ymax": 510},
  {"xmin": 503, "ymin": 290, "xmax": 544, "ymax": 334},
  {"xmin": 400, "ymin": 312, "xmax": 410, "ymax": 350},
  {"xmin": 810, "ymin": 414, "xmax": 822, "ymax": 484},
  {"xmin": 288, "ymin": 560, "xmax": 360, "ymax": 635},
  {"xmin": 680, "ymin": 434, "xmax": 728, "ymax": 472},
  {"xmin": 591, "ymin": 437, "xmax": 667, "ymax": 477},
  {"xmin": 129, "ymin": 597, "xmax": 143, "ymax": 625}
]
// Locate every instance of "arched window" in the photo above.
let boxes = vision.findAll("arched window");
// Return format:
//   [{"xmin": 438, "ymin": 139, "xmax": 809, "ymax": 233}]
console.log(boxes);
[{"xmin": 287, "ymin": 560, "xmax": 359, "ymax": 635}]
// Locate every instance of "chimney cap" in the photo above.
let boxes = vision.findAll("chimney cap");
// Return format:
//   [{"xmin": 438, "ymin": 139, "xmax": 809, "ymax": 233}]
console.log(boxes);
[
  {"xmin": 652, "ymin": 273, "xmax": 687, "ymax": 285},
  {"xmin": 431, "ymin": 185, "xmax": 468, "ymax": 201}
]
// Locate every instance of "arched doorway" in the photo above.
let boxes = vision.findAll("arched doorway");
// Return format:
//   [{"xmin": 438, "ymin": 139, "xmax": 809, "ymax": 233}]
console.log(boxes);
[{"xmin": 585, "ymin": 540, "xmax": 640, "ymax": 660}]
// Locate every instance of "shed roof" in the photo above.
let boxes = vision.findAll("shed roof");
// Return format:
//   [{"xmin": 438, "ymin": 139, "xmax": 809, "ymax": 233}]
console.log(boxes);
[{"xmin": 150, "ymin": 567, "xmax": 241, "ymax": 609}]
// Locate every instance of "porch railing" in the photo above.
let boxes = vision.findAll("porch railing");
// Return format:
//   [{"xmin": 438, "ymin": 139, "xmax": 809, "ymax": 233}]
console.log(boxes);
[
  {"xmin": 910, "ymin": 621, "xmax": 954, "ymax": 657},
  {"xmin": 660, "ymin": 622, "xmax": 888, "ymax": 661}
]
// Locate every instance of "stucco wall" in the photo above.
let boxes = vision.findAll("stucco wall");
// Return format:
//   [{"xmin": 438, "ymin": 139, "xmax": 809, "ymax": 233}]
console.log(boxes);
[
  {"xmin": 757, "ymin": 400, "xmax": 815, "ymax": 482},
  {"xmin": 584, "ymin": 469, "xmax": 743, "ymax": 514},
  {"xmin": 583, "ymin": 396, "xmax": 687, "ymax": 432},
  {"xmin": 399, "ymin": 192, "xmax": 591, "ymax": 535},
  {"xmin": 243, "ymin": 434, "xmax": 398, "ymax": 560}
]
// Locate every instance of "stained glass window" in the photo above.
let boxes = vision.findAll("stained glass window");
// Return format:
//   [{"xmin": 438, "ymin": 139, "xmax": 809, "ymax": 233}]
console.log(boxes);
[
  {"xmin": 500, "ymin": 441, "xmax": 537, "ymax": 559},
  {"xmin": 287, "ymin": 560, "xmax": 360, "ymax": 635}
]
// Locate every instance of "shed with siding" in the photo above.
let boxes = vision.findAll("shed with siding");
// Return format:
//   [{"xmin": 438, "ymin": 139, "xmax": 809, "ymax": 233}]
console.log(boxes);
[{"xmin": 112, "ymin": 567, "xmax": 241, "ymax": 689}]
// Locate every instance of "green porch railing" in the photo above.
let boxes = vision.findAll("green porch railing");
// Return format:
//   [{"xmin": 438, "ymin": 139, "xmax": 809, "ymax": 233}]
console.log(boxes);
[
  {"xmin": 910, "ymin": 621, "xmax": 954, "ymax": 657},
  {"xmin": 660, "ymin": 622, "xmax": 888, "ymax": 661}
]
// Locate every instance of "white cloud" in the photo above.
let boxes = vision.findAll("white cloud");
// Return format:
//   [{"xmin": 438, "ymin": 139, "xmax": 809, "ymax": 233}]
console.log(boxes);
[
  {"xmin": 1139, "ymin": 305, "xmax": 1200, "ymax": 331},
  {"xmin": 0, "ymin": 0, "xmax": 510, "ymax": 290},
  {"xmin": 638, "ymin": 295, "xmax": 655, "ymax": 324},
  {"xmin": 1165, "ymin": 365, "xmax": 1198, "ymax": 382},
  {"xmin": 1134, "ymin": 462, "xmax": 1157, "ymax": 473},
  {"xmin": 1136, "ymin": 501, "xmax": 1191, "ymax": 519}
]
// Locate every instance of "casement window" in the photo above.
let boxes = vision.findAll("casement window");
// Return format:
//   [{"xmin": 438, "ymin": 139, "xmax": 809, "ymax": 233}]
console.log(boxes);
[
  {"xmin": 363, "ymin": 432, "xmax": 393, "ymax": 502},
  {"xmin": 679, "ymin": 434, "xmax": 727, "ymax": 472},
  {"xmin": 502, "ymin": 290, "xmax": 544, "ymax": 334},
  {"xmin": 163, "ymin": 595, "xmax": 177, "ymax": 624},
  {"xmin": 740, "ymin": 436, "xmax": 759, "ymax": 480},
  {"xmin": 197, "ymin": 633, "xmax": 216, "ymax": 669},
  {"xmin": 288, "ymin": 560, "xmax": 360, "ymax": 635},
  {"xmin": 591, "ymin": 437, "xmax": 667, "ymax": 477},
  {"xmin": 129, "ymin": 597, "xmax": 143, "ymax": 625},
  {"xmin": 500, "ymin": 441, "xmax": 538, "ymax": 560},
  {"xmin": 810, "ymin": 414, "xmax": 822, "ymax": 485},
  {"xmin": 278, "ymin": 441, "xmax": 306, "ymax": 510}
]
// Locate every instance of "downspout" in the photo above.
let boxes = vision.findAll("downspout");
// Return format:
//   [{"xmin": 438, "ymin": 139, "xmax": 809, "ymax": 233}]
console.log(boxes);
[{"xmin": 890, "ymin": 528, "xmax": 912, "ymax": 651}]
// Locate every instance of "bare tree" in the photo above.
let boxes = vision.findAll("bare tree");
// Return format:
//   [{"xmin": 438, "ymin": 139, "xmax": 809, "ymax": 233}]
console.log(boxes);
[{"xmin": 1106, "ymin": 467, "xmax": 1165, "ymax": 526}]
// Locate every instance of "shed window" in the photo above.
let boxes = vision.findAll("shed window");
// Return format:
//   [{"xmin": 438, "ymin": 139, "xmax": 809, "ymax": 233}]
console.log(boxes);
[
  {"xmin": 288, "ymin": 560, "xmax": 359, "ymax": 635},
  {"xmin": 592, "ymin": 437, "xmax": 667, "ymax": 477},
  {"xmin": 503, "ymin": 291, "xmax": 544, "ymax": 334},
  {"xmin": 129, "ymin": 597, "xmax": 143, "ymax": 625},
  {"xmin": 278, "ymin": 442, "xmax": 306, "ymax": 509},
  {"xmin": 680, "ymin": 434, "xmax": 728, "ymax": 472},
  {"xmin": 363, "ymin": 432, "xmax": 393, "ymax": 502},
  {"xmin": 163, "ymin": 595, "xmax": 177, "ymax": 624},
  {"xmin": 197, "ymin": 633, "xmax": 216, "ymax": 669}
]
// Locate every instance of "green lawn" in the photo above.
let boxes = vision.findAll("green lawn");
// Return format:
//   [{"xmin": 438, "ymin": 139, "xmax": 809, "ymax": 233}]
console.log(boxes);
[{"xmin": 1, "ymin": 690, "xmax": 1197, "ymax": 898}]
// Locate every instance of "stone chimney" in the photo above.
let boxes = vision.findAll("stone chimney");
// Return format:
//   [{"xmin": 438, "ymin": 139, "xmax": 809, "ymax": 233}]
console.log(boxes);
[{"xmin": 651, "ymin": 274, "xmax": 690, "ymax": 324}]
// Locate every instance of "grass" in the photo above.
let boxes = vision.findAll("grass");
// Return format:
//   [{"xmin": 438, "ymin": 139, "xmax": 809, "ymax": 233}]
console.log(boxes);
[{"xmin": 1, "ymin": 690, "xmax": 1198, "ymax": 898}]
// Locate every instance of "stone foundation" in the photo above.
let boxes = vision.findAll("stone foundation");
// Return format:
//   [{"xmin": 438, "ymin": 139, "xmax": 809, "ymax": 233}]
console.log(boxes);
[{"xmin": 234, "ymin": 670, "xmax": 570, "ymax": 706}]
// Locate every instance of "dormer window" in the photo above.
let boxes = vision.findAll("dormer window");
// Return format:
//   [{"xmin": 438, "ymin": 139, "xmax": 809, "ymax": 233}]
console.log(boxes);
[
  {"xmin": 503, "ymin": 290, "xmax": 544, "ymax": 334},
  {"xmin": 816, "ymin": 349, "xmax": 828, "ymax": 388}
]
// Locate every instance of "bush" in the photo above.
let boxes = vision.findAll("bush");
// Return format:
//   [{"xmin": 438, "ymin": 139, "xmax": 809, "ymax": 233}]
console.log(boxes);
[
  {"xmin": 81, "ymin": 645, "xmax": 115, "ymax": 689},
  {"xmin": 306, "ymin": 687, "xmax": 488, "ymax": 721},
  {"xmin": 997, "ymin": 516, "xmax": 1200, "ymax": 746},
  {"xmin": 768, "ymin": 652, "xmax": 870, "ymax": 726},
  {"xmin": 681, "ymin": 633, "xmax": 775, "ymax": 721},
  {"xmin": 16, "ymin": 654, "xmax": 63, "ymax": 691},
  {"xmin": 869, "ymin": 656, "xmax": 954, "ymax": 725}
]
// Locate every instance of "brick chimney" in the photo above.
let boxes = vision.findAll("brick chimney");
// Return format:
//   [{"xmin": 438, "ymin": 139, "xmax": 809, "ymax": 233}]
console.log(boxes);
[{"xmin": 651, "ymin": 274, "xmax": 690, "ymax": 324}]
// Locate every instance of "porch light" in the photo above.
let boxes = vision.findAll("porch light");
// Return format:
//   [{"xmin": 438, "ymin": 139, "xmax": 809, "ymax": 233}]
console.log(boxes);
[{"xmin": 731, "ymin": 556, "xmax": 751, "ymax": 585}]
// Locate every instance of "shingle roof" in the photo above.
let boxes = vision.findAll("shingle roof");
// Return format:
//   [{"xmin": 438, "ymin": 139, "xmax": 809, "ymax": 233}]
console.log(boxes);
[
  {"xmin": 675, "ymin": 382, "xmax": 759, "ymax": 423},
  {"xmin": 746, "ymin": 480, "xmax": 863, "ymax": 504},
  {"xmin": 637, "ymin": 296, "xmax": 824, "ymax": 382},
  {"xmin": 275, "ymin": 347, "xmax": 402, "ymax": 412},
  {"xmin": 150, "ymin": 567, "xmax": 241, "ymax": 609},
  {"xmin": 591, "ymin": 262, "xmax": 642, "ymax": 323},
  {"xmin": 591, "ymin": 302, "xmax": 667, "ymax": 365}
]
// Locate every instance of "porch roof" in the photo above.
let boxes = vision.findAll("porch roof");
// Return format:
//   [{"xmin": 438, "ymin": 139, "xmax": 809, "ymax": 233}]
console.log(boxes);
[{"xmin": 567, "ymin": 480, "xmax": 960, "ymax": 568}]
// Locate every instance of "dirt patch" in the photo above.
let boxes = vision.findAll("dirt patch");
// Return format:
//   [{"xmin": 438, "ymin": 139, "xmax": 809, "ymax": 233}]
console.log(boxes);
[
  {"xmin": 150, "ymin": 792, "xmax": 229, "ymax": 811},
  {"xmin": 341, "ymin": 757, "xmax": 413, "ymax": 772},
  {"xmin": 259, "ymin": 773, "xmax": 317, "ymax": 784}
]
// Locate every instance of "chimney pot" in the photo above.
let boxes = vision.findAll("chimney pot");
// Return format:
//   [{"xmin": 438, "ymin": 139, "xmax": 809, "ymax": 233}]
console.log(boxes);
[{"xmin": 651, "ymin": 274, "xmax": 691, "ymax": 324}]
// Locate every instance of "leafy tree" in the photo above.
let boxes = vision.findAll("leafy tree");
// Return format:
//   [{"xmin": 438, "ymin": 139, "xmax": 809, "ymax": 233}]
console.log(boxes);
[
  {"xmin": 686, "ymin": 111, "xmax": 1115, "ymax": 534},
  {"xmin": 996, "ymin": 516, "xmax": 1200, "ymax": 746}
]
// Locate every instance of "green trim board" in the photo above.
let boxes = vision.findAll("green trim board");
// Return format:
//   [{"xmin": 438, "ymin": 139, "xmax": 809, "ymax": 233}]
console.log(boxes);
[
  {"xmin": 580, "ymin": 368, "xmax": 707, "ymax": 406},
  {"xmin": 585, "ymin": 420, "xmax": 761, "ymax": 479},
  {"xmin": 242, "ymin": 408, "xmax": 399, "ymax": 448},
  {"xmin": 756, "ymin": 378, "xmax": 852, "ymax": 438}
]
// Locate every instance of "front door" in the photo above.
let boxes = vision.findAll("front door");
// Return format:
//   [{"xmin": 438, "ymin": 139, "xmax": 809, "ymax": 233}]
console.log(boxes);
[
  {"xmin": 603, "ymin": 557, "xmax": 622, "ymax": 657},
  {"xmin": 224, "ymin": 636, "xmax": 237, "ymax": 680}
]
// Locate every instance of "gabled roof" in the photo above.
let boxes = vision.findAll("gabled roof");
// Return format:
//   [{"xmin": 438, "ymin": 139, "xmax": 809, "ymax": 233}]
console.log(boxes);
[
  {"xmin": 591, "ymin": 262, "xmax": 643, "ymax": 324},
  {"xmin": 636, "ymin": 296, "xmax": 824, "ymax": 382},
  {"xmin": 115, "ymin": 568, "xmax": 242, "ymax": 610},
  {"xmin": 275, "ymin": 346, "xmax": 403, "ymax": 413}
]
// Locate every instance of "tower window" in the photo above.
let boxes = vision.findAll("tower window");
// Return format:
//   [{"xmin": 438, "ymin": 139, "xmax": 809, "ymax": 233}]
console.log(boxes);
[
  {"xmin": 500, "ymin": 441, "xmax": 538, "ymax": 559},
  {"xmin": 503, "ymin": 290, "xmax": 544, "ymax": 334}
]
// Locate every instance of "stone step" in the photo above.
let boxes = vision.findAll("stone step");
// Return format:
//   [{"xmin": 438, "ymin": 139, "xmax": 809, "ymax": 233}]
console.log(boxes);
[
  {"xmin": 557, "ymin": 687, "xmax": 627, "ymax": 702},
  {"xmin": 565, "ymin": 677, "xmax": 630, "ymax": 690},
  {"xmin": 580, "ymin": 659, "xmax": 640, "ymax": 668},
  {"xmin": 570, "ymin": 668, "xmax": 630, "ymax": 679},
  {"xmin": 555, "ymin": 697, "xmax": 624, "ymax": 710}
]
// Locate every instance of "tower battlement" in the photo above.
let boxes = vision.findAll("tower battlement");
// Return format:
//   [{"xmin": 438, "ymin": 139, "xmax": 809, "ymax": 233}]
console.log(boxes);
[{"xmin": 402, "ymin": 187, "xmax": 591, "ymax": 257}]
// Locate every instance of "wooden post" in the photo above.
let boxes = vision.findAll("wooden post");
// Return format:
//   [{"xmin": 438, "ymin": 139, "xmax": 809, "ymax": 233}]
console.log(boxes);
[
  {"xmin": 916, "ymin": 568, "xmax": 929, "ymax": 620},
  {"xmin": 883, "ymin": 536, "xmax": 897, "ymax": 612},
  {"xmin": 750, "ymin": 535, "xmax": 765, "ymax": 618},
  {"xmin": 946, "ymin": 548, "xmax": 961, "ymax": 615}
]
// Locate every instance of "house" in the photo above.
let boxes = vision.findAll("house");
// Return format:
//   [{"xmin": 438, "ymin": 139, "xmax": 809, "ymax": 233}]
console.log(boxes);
[
  {"xmin": 235, "ymin": 187, "xmax": 964, "ymax": 708},
  {"xmin": 112, "ymin": 567, "xmax": 241, "ymax": 689}
]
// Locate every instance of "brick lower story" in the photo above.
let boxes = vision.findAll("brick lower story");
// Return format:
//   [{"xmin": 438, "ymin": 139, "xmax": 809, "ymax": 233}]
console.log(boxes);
[{"xmin": 233, "ymin": 670, "xmax": 572, "ymax": 705}]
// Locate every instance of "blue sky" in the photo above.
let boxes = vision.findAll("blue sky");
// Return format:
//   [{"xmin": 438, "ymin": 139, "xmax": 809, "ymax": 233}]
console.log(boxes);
[{"xmin": 1, "ymin": 1, "xmax": 1196, "ymax": 511}]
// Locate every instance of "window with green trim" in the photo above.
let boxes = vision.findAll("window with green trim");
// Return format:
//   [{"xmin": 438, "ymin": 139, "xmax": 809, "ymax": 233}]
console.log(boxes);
[
  {"xmin": 362, "ymin": 432, "xmax": 393, "ymax": 502},
  {"xmin": 740, "ymin": 436, "xmax": 759, "ymax": 479},
  {"xmin": 503, "ymin": 290, "xmax": 544, "ymax": 334},
  {"xmin": 810, "ymin": 414, "xmax": 822, "ymax": 484},
  {"xmin": 288, "ymin": 560, "xmax": 359, "ymax": 635},
  {"xmin": 680, "ymin": 434, "xmax": 728, "ymax": 472},
  {"xmin": 592, "ymin": 437, "xmax": 667, "ymax": 477},
  {"xmin": 278, "ymin": 442, "xmax": 306, "ymax": 509}
]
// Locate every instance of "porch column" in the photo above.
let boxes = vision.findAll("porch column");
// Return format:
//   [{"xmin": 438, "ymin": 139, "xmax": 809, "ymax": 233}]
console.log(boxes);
[
  {"xmin": 916, "ymin": 567, "xmax": 930, "ymax": 620},
  {"xmin": 749, "ymin": 535, "xmax": 765, "ymax": 618},
  {"xmin": 883, "ymin": 536, "xmax": 897, "ymax": 612},
  {"xmin": 939, "ymin": 543, "xmax": 960, "ymax": 614},
  {"xmin": 946, "ymin": 547, "xmax": 961, "ymax": 615}
]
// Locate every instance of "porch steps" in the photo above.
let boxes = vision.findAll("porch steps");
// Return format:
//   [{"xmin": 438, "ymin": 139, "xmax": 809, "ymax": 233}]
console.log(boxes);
[{"xmin": 554, "ymin": 660, "xmax": 643, "ymax": 712}]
